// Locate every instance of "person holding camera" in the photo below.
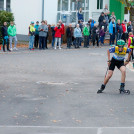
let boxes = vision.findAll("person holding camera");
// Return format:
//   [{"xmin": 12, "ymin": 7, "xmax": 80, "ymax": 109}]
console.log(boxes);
[
  {"xmin": 38, "ymin": 20, "xmax": 48, "ymax": 50},
  {"xmin": 54, "ymin": 23, "xmax": 63, "ymax": 49}
]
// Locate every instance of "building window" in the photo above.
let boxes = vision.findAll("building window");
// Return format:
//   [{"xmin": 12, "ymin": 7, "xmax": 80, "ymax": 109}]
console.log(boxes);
[
  {"xmin": 57, "ymin": 0, "xmax": 89, "ymax": 23},
  {"xmin": 6, "ymin": 0, "xmax": 11, "ymax": 11},
  {"xmin": 0, "ymin": 0, "xmax": 4, "ymax": 10},
  {"xmin": 97, "ymin": 0, "xmax": 103, "ymax": 9}
]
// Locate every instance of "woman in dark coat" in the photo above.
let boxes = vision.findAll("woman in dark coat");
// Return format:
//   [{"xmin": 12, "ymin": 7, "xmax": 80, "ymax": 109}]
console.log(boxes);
[{"xmin": 92, "ymin": 24, "xmax": 99, "ymax": 47}]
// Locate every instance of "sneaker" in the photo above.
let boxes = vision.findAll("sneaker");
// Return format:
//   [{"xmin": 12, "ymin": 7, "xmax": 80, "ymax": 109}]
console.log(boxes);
[
  {"xmin": 54, "ymin": 47, "xmax": 57, "ymax": 50},
  {"xmin": 31, "ymin": 48, "xmax": 34, "ymax": 50},
  {"xmin": 59, "ymin": 47, "xmax": 61, "ymax": 50},
  {"xmin": 10, "ymin": 48, "xmax": 13, "ymax": 51},
  {"xmin": 13, "ymin": 47, "xmax": 18, "ymax": 50}
]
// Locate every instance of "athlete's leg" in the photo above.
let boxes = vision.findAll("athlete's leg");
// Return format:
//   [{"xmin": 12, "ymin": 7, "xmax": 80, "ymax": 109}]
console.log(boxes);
[
  {"xmin": 119, "ymin": 66, "xmax": 126, "ymax": 83},
  {"xmin": 104, "ymin": 70, "xmax": 113, "ymax": 85}
]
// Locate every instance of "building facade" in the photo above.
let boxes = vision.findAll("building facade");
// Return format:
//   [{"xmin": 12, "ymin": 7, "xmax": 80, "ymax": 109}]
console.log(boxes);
[{"xmin": 0, "ymin": 0, "xmax": 128, "ymax": 39}]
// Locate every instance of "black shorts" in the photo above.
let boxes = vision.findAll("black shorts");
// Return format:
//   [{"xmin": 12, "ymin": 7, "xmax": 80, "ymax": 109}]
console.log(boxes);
[{"xmin": 109, "ymin": 58, "xmax": 125, "ymax": 71}]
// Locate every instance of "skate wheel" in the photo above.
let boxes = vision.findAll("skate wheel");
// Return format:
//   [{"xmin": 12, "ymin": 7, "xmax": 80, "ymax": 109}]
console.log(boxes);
[{"xmin": 126, "ymin": 90, "xmax": 130, "ymax": 95}]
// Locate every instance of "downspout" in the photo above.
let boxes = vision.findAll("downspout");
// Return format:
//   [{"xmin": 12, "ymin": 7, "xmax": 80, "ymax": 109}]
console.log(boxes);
[{"xmin": 42, "ymin": 0, "xmax": 44, "ymax": 20}]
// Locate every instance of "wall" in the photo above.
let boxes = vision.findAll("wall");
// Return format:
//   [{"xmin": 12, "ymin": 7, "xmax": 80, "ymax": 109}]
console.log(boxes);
[
  {"xmin": 44, "ymin": 0, "xmax": 58, "ymax": 25},
  {"xmin": 11, "ymin": 0, "xmax": 42, "ymax": 35},
  {"xmin": 110, "ymin": 0, "xmax": 124, "ymax": 21}
]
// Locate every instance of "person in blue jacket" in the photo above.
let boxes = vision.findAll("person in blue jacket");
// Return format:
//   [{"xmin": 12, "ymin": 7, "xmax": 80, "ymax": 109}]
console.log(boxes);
[{"xmin": 109, "ymin": 18, "xmax": 116, "ymax": 45}]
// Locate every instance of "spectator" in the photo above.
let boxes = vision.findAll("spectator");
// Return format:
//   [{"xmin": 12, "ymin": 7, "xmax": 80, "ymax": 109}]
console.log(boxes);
[
  {"xmin": 38, "ymin": 20, "xmax": 48, "ymax": 50},
  {"xmin": 99, "ymin": 19, "xmax": 108, "ymax": 32},
  {"xmin": 110, "ymin": 12, "xmax": 116, "ymax": 23},
  {"xmin": 1, "ymin": 22, "xmax": 10, "ymax": 52},
  {"xmin": 78, "ymin": 20, "xmax": 83, "ymax": 32},
  {"xmin": 34, "ymin": 21, "xmax": 39, "ymax": 48},
  {"xmin": 59, "ymin": 20, "xmax": 65, "ymax": 44},
  {"xmin": 103, "ymin": 4, "xmax": 110, "ymax": 15},
  {"xmin": 127, "ymin": 21, "xmax": 132, "ymax": 39},
  {"xmin": 28, "ymin": 21, "xmax": 35, "ymax": 50},
  {"xmin": 109, "ymin": 19, "xmax": 116, "ymax": 45},
  {"xmin": 78, "ymin": 8, "xmax": 83, "ymax": 21},
  {"xmin": 121, "ymin": 20, "xmax": 127, "ymax": 42},
  {"xmin": 44, "ymin": 20, "xmax": 48, "ymax": 49},
  {"xmin": 51, "ymin": 24, "xmax": 55, "ymax": 48},
  {"xmin": 127, "ymin": 21, "xmax": 132, "ymax": 34},
  {"xmin": 98, "ymin": 12, "xmax": 105, "ymax": 27},
  {"xmin": 99, "ymin": 26, "xmax": 105, "ymax": 46},
  {"xmin": 116, "ymin": 19, "xmax": 123, "ymax": 42},
  {"xmin": 88, "ymin": 17, "xmax": 96, "ymax": 29},
  {"xmin": 128, "ymin": 32, "xmax": 134, "ymax": 61},
  {"xmin": 104, "ymin": 13, "xmax": 109, "ymax": 25},
  {"xmin": 74, "ymin": 24, "xmax": 82, "ymax": 48},
  {"xmin": 54, "ymin": 23, "xmax": 63, "ymax": 49},
  {"xmin": 8, "ymin": 21, "xmax": 18, "ymax": 51},
  {"xmin": 83, "ymin": 23, "xmax": 90, "ymax": 48},
  {"xmin": 66, "ymin": 24, "xmax": 73, "ymax": 49},
  {"xmin": 92, "ymin": 24, "xmax": 99, "ymax": 47}
]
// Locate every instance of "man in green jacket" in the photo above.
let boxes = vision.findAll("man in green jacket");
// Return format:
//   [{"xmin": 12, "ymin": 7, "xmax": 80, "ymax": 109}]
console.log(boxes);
[
  {"xmin": 83, "ymin": 23, "xmax": 90, "ymax": 48},
  {"xmin": 8, "ymin": 21, "xmax": 18, "ymax": 51}
]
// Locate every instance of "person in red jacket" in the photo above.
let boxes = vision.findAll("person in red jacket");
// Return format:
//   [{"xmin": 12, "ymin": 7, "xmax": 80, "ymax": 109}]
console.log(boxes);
[
  {"xmin": 121, "ymin": 20, "xmax": 127, "ymax": 42},
  {"xmin": 59, "ymin": 20, "xmax": 65, "ymax": 44},
  {"xmin": 54, "ymin": 23, "xmax": 63, "ymax": 49}
]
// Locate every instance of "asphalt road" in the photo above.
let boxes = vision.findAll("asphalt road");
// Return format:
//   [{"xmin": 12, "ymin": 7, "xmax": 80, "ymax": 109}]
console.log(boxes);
[{"xmin": 0, "ymin": 46, "xmax": 134, "ymax": 134}]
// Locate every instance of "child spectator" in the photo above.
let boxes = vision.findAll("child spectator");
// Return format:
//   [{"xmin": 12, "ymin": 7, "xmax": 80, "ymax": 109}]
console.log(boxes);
[{"xmin": 99, "ymin": 26, "xmax": 105, "ymax": 46}]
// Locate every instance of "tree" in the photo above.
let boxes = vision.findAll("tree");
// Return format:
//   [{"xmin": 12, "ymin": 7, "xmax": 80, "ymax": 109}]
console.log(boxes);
[
  {"xmin": 0, "ymin": 11, "xmax": 14, "ymax": 44},
  {"xmin": 117, "ymin": 0, "xmax": 134, "ymax": 30}
]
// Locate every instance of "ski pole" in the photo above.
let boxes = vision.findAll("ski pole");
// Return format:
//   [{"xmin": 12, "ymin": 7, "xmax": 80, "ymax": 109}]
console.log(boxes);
[{"xmin": 104, "ymin": 67, "xmax": 109, "ymax": 78}]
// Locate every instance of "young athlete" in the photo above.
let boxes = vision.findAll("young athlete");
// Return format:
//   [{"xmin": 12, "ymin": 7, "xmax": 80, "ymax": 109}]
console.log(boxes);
[{"xmin": 97, "ymin": 40, "xmax": 131, "ymax": 94}]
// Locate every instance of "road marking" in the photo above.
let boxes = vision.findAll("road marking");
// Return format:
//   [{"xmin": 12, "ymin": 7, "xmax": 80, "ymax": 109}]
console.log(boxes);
[
  {"xmin": 97, "ymin": 128, "xmax": 103, "ymax": 134},
  {"xmin": 0, "ymin": 126, "xmax": 134, "ymax": 129}
]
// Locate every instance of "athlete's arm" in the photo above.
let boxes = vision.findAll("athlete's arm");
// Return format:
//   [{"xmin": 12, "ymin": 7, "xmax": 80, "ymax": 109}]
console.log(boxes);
[{"xmin": 124, "ymin": 49, "xmax": 132, "ymax": 66}]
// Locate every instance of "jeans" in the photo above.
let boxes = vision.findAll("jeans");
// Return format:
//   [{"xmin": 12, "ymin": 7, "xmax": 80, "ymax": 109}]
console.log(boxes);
[
  {"xmin": 99, "ymin": 36, "xmax": 104, "ymax": 44},
  {"xmin": 84, "ymin": 36, "xmax": 89, "ymax": 47},
  {"xmin": 29, "ymin": 36, "xmax": 35, "ymax": 49},
  {"xmin": 3, "ymin": 36, "xmax": 9, "ymax": 51},
  {"xmin": 9, "ymin": 36, "xmax": 17, "ymax": 48},
  {"xmin": 52, "ymin": 36, "xmax": 55, "ymax": 48},
  {"xmin": 55, "ymin": 38, "xmax": 61, "ymax": 49},
  {"xmin": 67, "ymin": 37, "xmax": 72, "ymax": 48},
  {"xmin": 61, "ymin": 34, "xmax": 63, "ymax": 44},
  {"xmin": 116, "ymin": 33, "xmax": 122, "ymax": 43},
  {"xmin": 110, "ymin": 33, "xmax": 115, "ymax": 45},
  {"xmin": 39, "ymin": 36, "xmax": 46, "ymax": 49},
  {"xmin": 75, "ymin": 37, "xmax": 81, "ymax": 48}
]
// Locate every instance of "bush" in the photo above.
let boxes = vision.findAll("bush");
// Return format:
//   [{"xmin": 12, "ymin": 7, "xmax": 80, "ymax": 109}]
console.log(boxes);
[{"xmin": 0, "ymin": 10, "xmax": 14, "ymax": 44}]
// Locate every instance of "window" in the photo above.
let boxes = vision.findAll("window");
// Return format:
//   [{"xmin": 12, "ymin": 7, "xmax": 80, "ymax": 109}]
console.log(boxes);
[
  {"xmin": 6, "ymin": 0, "xmax": 11, "ymax": 12},
  {"xmin": 97, "ymin": 0, "xmax": 103, "ymax": 9},
  {"xmin": 0, "ymin": 0, "xmax": 4, "ymax": 10},
  {"xmin": 62, "ymin": 0, "xmax": 68, "ymax": 11},
  {"xmin": 57, "ymin": 0, "xmax": 89, "ymax": 23}
]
